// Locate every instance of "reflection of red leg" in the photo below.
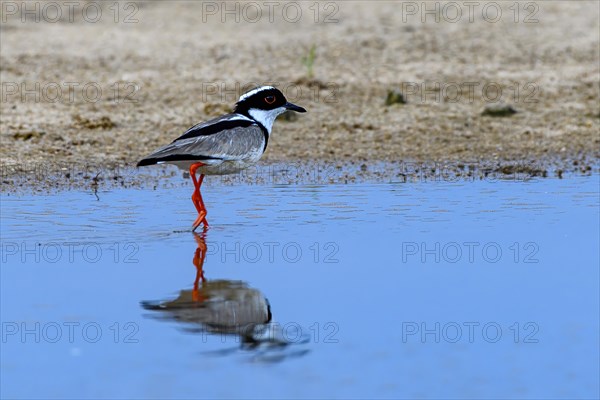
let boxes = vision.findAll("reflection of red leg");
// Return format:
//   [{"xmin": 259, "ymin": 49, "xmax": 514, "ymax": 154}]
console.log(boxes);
[
  {"xmin": 192, "ymin": 233, "xmax": 207, "ymax": 303},
  {"xmin": 190, "ymin": 163, "xmax": 209, "ymax": 231}
]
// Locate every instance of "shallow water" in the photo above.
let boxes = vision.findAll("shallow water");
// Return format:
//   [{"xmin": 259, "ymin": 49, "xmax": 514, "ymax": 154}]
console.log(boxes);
[{"xmin": 1, "ymin": 173, "xmax": 599, "ymax": 399}]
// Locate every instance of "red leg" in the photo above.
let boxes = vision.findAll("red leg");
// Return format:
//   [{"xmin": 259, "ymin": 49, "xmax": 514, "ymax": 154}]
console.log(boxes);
[
  {"xmin": 189, "ymin": 163, "xmax": 209, "ymax": 231},
  {"xmin": 192, "ymin": 233, "xmax": 207, "ymax": 303}
]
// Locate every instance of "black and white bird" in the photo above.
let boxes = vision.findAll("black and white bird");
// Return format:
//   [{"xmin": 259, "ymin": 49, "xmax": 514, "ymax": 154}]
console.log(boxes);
[{"xmin": 137, "ymin": 86, "xmax": 306, "ymax": 231}]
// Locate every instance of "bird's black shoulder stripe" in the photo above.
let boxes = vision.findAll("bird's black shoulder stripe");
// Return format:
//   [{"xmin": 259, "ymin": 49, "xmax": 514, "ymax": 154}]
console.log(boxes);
[
  {"xmin": 137, "ymin": 154, "xmax": 221, "ymax": 167},
  {"xmin": 175, "ymin": 117, "xmax": 255, "ymax": 141},
  {"xmin": 254, "ymin": 121, "xmax": 269, "ymax": 152}
]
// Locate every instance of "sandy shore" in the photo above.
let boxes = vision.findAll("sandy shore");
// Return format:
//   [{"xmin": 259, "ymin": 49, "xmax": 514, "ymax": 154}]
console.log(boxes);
[{"xmin": 1, "ymin": 1, "xmax": 598, "ymax": 190}]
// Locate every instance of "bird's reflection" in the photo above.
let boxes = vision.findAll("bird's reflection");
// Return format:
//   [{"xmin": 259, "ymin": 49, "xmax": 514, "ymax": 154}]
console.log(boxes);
[{"xmin": 141, "ymin": 232, "xmax": 309, "ymax": 361}]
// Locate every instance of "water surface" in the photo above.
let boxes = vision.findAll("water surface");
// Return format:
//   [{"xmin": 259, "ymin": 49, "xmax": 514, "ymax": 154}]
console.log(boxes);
[{"xmin": 1, "ymin": 173, "xmax": 599, "ymax": 399}]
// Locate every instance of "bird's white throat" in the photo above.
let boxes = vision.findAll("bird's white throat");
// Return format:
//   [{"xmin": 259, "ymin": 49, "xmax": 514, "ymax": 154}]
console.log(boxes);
[{"xmin": 248, "ymin": 107, "xmax": 286, "ymax": 134}]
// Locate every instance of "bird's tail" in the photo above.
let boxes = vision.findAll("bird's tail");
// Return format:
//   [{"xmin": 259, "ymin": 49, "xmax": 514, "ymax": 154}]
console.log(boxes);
[{"xmin": 136, "ymin": 158, "xmax": 158, "ymax": 167}]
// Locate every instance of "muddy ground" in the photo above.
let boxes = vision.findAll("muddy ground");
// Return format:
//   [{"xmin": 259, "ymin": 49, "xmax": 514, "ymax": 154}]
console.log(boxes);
[{"xmin": 1, "ymin": 1, "xmax": 598, "ymax": 191}]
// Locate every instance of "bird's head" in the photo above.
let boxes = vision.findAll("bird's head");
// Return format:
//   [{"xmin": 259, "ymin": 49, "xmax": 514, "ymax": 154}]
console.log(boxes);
[{"xmin": 234, "ymin": 86, "xmax": 306, "ymax": 133}]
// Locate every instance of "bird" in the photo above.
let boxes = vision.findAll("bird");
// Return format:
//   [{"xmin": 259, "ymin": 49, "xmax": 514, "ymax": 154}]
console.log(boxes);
[{"xmin": 137, "ymin": 86, "xmax": 306, "ymax": 231}]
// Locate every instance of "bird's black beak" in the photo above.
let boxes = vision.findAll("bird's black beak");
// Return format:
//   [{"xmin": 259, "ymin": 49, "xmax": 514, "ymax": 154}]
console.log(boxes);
[{"xmin": 285, "ymin": 102, "xmax": 306, "ymax": 113}]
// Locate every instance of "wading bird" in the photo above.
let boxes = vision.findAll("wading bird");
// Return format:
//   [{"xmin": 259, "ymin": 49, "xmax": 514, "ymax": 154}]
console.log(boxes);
[{"xmin": 137, "ymin": 86, "xmax": 306, "ymax": 231}]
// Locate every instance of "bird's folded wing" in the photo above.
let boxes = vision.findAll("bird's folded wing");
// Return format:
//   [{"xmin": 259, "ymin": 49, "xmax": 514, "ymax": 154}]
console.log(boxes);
[{"xmin": 137, "ymin": 124, "xmax": 266, "ymax": 165}]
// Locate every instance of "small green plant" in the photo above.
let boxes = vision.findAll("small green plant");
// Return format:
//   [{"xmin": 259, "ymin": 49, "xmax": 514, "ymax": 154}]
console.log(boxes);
[
  {"xmin": 302, "ymin": 44, "xmax": 316, "ymax": 79},
  {"xmin": 385, "ymin": 89, "xmax": 407, "ymax": 106}
]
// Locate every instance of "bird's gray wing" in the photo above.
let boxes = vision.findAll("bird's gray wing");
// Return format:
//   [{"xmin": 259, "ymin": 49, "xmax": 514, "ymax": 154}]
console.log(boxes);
[{"xmin": 138, "ymin": 125, "xmax": 266, "ymax": 165}]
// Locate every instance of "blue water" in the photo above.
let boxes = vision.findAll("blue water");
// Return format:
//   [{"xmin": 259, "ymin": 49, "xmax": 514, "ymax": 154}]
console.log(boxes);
[{"xmin": 1, "ymin": 173, "xmax": 599, "ymax": 399}]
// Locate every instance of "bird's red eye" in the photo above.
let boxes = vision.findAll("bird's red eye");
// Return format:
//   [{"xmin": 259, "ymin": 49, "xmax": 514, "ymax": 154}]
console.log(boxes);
[{"xmin": 265, "ymin": 96, "xmax": 276, "ymax": 104}]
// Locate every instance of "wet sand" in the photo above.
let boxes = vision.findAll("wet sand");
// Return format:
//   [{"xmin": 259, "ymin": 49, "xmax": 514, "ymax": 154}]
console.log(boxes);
[{"xmin": 1, "ymin": 1, "xmax": 598, "ymax": 190}]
